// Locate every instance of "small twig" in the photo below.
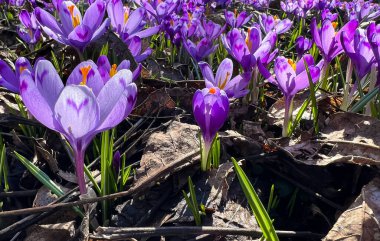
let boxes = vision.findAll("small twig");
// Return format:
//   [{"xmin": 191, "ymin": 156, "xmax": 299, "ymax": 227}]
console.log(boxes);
[
  {"xmin": 0, "ymin": 151, "xmax": 199, "ymax": 217},
  {"xmin": 91, "ymin": 226, "xmax": 323, "ymax": 240}
]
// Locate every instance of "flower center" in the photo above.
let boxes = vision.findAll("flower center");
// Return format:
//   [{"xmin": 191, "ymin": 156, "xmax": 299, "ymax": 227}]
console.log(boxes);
[
  {"xmin": 68, "ymin": 5, "xmax": 80, "ymax": 28},
  {"xmin": 219, "ymin": 72, "xmax": 230, "ymax": 89},
  {"xmin": 209, "ymin": 87, "xmax": 216, "ymax": 94},
  {"xmin": 288, "ymin": 59, "xmax": 296, "ymax": 71},
  {"xmin": 110, "ymin": 64, "xmax": 118, "ymax": 77},
  {"xmin": 332, "ymin": 21, "xmax": 338, "ymax": 29},
  {"xmin": 80, "ymin": 65, "xmax": 91, "ymax": 85}
]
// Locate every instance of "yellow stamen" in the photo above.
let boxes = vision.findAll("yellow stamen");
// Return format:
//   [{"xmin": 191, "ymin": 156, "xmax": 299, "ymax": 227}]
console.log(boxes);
[
  {"xmin": 80, "ymin": 65, "xmax": 91, "ymax": 85},
  {"xmin": 124, "ymin": 11, "xmax": 129, "ymax": 24},
  {"xmin": 110, "ymin": 64, "xmax": 118, "ymax": 77},
  {"xmin": 209, "ymin": 87, "xmax": 216, "ymax": 94},
  {"xmin": 274, "ymin": 15, "xmax": 279, "ymax": 20},
  {"xmin": 68, "ymin": 5, "xmax": 80, "ymax": 28},
  {"xmin": 288, "ymin": 59, "xmax": 296, "ymax": 71},
  {"xmin": 219, "ymin": 72, "xmax": 230, "ymax": 89},
  {"xmin": 332, "ymin": 21, "xmax": 338, "ymax": 29}
]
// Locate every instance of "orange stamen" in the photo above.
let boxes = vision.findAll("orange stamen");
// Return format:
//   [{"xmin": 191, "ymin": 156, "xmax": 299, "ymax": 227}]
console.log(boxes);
[
  {"xmin": 209, "ymin": 87, "xmax": 216, "ymax": 94},
  {"xmin": 234, "ymin": 9, "xmax": 238, "ymax": 17},
  {"xmin": 80, "ymin": 65, "xmax": 91, "ymax": 85},
  {"xmin": 332, "ymin": 21, "xmax": 338, "ymax": 29},
  {"xmin": 246, "ymin": 28, "xmax": 252, "ymax": 51},
  {"xmin": 19, "ymin": 66, "xmax": 27, "ymax": 74},
  {"xmin": 274, "ymin": 15, "xmax": 279, "ymax": 20},
  {"xmin": 68, "ymin": 5, "xmax": 80, "ymax": 28},
  {"xmin": 219, "ymin": 72, "xmax": 230, "ymax": 89},
  {"xmin": 110, "ymin": 64, "xmax": 118, "ymax": 77}
]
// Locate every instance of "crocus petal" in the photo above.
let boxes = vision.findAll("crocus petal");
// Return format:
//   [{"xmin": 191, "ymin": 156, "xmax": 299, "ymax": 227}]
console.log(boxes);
[
  {"xmin": 15, "ymin": 57, "xmax": 32, "ymax": 79},
  {"xmin": 19, "ymin": 10, "xmax": 32, "ymax": 28},
  {"xmin": 0, "ymin": 60, "xmax": 18, "ymax": 93},
  {"xmin": 292, "ymin": 66, "xmax": 320, "ymax": 95},
  {"xmin": 320, "ymin": 20, "xmax": 335, "ymax": 55},
  {"xmin": 34, "ymin": 7, "xmax": 63, "ymax": 35},
  {"xmin": 123, "ymin": 8, "xmax": 145, "ymax": 35},
  {"xmin": 198, "ymin": 61, "xmax": 215, "ymax": 85},
  {"xmin": 310, "ymin": 18, "xmax": 322, "ymax": 50},
  {"xmin": 68, "ymin": 24, "xmax": 91, "ymax": 50},
  {"xmin": 54, "ymin": 85, "xmax": 100, "ymax": 139},
  {"xmin": 274, "ymin": 56, "xmax": 296, "ymax": 96},
  {"xmin": 19, "ymin": 71, "xmax": 59, "ymax": 131},
  {"xmin": 295, "ymin": 54, "xmax": 315, "ymax": 74},
  {"xmin": 34, "ymin": 60, "xmax": 64, "ymax": 110},
  {"xmin": 90, "ymin": 18, "xmax": 110, "ymax": 43},
  {"xmin": 275, "ymin": 19, "xmax": 292, "ymax": 34},
  {"xmin": 107, "ymin": 0, "xmax": 123, "ymax": 31},
  {"xmin": 215, "ymin": 58, "xmax": 233, "ymax": 89},
  {"xmin": 59, "ymin": 1, "xmax": 82, "ymax": 35},
  {"xmin": 83, "ymin": 0, "xmax": 106, "ymax": 33},
  {"xmin": 132, "ymin": 25, "xmax": 160, "ymax": 39},
  {"xmin": 96, "ymin": 69, "xmax": 136, "ymax": 132}
]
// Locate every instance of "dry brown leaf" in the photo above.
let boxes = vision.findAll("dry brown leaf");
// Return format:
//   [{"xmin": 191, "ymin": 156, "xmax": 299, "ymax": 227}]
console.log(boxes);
[
  {"xmin": 324, "ymin": 178, "xmax": 380, "ymax": 241},
  {"xmin": 134, "ymin": 121, "xmax": 199, "ymax": 189},
  {"xmin": 283, "ymin": 112, "xmax": 380, "ymax": 166}
]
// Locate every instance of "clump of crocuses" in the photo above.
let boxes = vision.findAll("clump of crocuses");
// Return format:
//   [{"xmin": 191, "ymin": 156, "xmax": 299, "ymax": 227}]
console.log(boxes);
[
  {"xmin": 193, "ymin": 87, "xmax": 229, "ymax": 171},
  {"xmin": 19, "ymin": 59, "xmax": 137, "ymax": 194},
  {"xmin": 34, "ymin": 0, "xmax": 110, "ymax": 52}
]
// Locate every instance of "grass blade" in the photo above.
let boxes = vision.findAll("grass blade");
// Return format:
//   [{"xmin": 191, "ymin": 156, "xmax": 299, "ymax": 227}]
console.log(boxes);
[{"xmin": 232, "ymin": 157, "xmax": 279, "ymax": 241}]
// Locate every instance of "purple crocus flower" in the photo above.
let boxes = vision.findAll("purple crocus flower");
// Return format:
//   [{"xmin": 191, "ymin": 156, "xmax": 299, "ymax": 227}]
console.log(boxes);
[
  {"xmin": 0, "ymin": 57, "xmax": 42, "ymax": 93},
  {"xmin": 107, "ymin": 0, "xmax": 160, "ymax": 43},
  {"xmin": 198, "ymin": 58, "xmax": 251, "ymax": 98},
  {"xmin": 19, "ymin": 60, "xmax": 137, "ymax": 194},
  {"xmin": 259, "ymin": 13, "xmax": 292, "ymax": 34},
  {"xmin": 135, "ymin": 0, "xmax": 178, "ymax": 24},
  {"xmin": 367, "ymin": 22, "xmax": 380, "ymax": 86},
  {"xmin": 34, "ymin": 0, "xmax": 110, "ymax": 52},
  {"xmin": 192, "ymin": 87, "xmax": 229, "ymax": 171},
  {"xmin": 222, "ymin": 27, "xmax": 277, "ymax": 71},
  {"xmin": 96, "ymin": 55, "xmax": 142, "ymax": 83},
  {"xmin": 341, "ymin": 28, "xmax": 375, "ymax": 80},
  {"xmin": 321, "ymin": 9, "xmax": 338, "ymax": 21},
  {"xmin": 295, "ymin": 36, "xmax": 312, "ymax": 58},
  {"xmin": 225, "ymin": 10, "xmax": 252, "ymax": 28},
  {"xmin": 128, "ymin": 36, "xmax": 153, "ymax": 62},
  {"xmin": 311, "ymin": 17, "xmax": 359, "ymax": 63},
  {"xmin": 17, "ymin": 10, "xmax": 41, "ymax": 45},
  {"xmin": 183, "ymin": 38, "xmax": 218, "ymax": 62},
  {"xmin": 258, "ymin": 55, "xmax": 322, "ymax": 136}
]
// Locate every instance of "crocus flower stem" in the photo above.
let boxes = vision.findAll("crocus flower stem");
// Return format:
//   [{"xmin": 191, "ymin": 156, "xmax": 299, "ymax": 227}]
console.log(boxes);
[
  {"xmin": 341, "ymin": 59, "xmax": 353, "ymax": 111},
  {"xmin": 365, "ymin": 65, "xmax": 377, "ymax": 115},
  {"xmin": 76, "ymin": 48, "xmax": 85, "ymax": 62},
  {"xmin": 201, "ymin": 140, "xmax": 211, "ymax": 171},
  {"xmin": 251, "ymin": 67, "xmax": 259, "ymax": 104},
  {"xmin": 282, "ymin": 96, "xmax": 294, "ymax": 137},
  {"xmin": 320, "ymin": 63, "xmax": 330, "ymax": 91},
  {"xmin": 75, "ymin": 148, "xmax": 86, "ymax": 194}
]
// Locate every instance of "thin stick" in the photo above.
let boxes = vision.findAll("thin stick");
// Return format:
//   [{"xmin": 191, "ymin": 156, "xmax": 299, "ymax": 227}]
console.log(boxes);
[
  {"xmin": 91, "ymin": 226, "xmax": 323, "ymax": 240},
  {"xmin": 0, "ymin": 150, "xmax": 199, "ymax": 217}
]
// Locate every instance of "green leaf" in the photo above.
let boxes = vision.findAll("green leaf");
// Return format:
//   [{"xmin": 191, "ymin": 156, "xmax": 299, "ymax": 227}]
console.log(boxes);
[
  {"xmin": 303, "ymin": 59, "xmax": 319, "ymax": 135},
  {"xmin": 122, "ymin": 165, "xmax": 132, "ymax": 186},
  {"xmin": 14, "ymin": 152, "xmax": 64, "ymax": 196},
  {"xmin": 0, "ymin": 144, "xmax": 9, "ymax": 191},
  {"xmin": 350, "ymin": 87, "xmax": 379, "ymax": 113},
  {"xmin": 100, "ymin": 42, "xmax": 109, "ymax": 57},
  {"xmin": 232, "ymin": 157, "xmax": 279, "ymax": 241}
]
